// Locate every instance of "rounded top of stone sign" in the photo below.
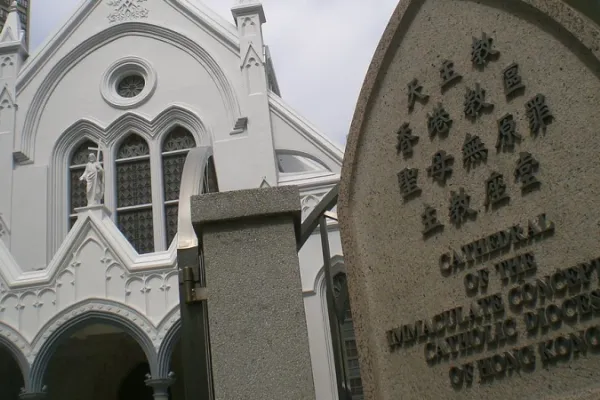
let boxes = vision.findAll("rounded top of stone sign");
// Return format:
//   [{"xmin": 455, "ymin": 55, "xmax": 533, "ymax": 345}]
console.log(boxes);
[{"xmin": 339, "ymin": 1, "xmax": 600, "ymax": 399}]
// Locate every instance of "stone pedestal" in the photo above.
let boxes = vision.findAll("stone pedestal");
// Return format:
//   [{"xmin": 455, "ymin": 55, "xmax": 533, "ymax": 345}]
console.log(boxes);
[
  {"xmin": 74, "ymin": 204, "xmax": 111, "ymax": 219},
  {"xmin": 191, "ymin": 186, "xmax": 315, "ymax": 400}
]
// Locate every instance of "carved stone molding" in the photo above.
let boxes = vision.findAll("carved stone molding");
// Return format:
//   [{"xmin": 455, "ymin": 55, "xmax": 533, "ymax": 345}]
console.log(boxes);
[
  {"xmin": 145, "ymin": 374, "xmax": 175, "ymax": 395},
  {"xmin": 241, "ymin": 44, "xmax": 263, "ymax": 69},
  {"xmin": 30, "ymin": 299, "xmax": 158, "ymax": 362},
  {"xmin": 0, "ymin": 84, "xmax": 16, "ymax": 110},
  {"xmin": 16, "ymin": 23, "xmax": 240, "ymax": 164},
  {"xmin": 0, "ymin": 288, "xmax": 58, "ymax": 337},
  {"xmin": 301, "ymin": 194, "xmax": 321, "ymax": 216},
  {"xmin": 300, "ymin": 192, "xmax": 330, "ymax": 220},
  {"xmin": 18, "ymin": 390, "xmax": 47, "ymax": 400},
  {"xmin": 28, "ymin": 299, "xmax": 160, "ymax": 391},
  {"xmin": 0, "ymin": 321, "xmax": 31, "ymax": 356},
  {"xmin": 47, "ymin": 105, "xmax": 209, "ymax": 257},
  {"xmin": 100, "ymin": 56, "xmax": 157, "ymax": 110},
  {"xmin": 156, "ymin": 306, "xmax": 181, "ymax": 376},
  {"xmin": 106, "ymin": 0, "xmax": 149, "ymax": 23},
  {"xmin": 0, "ymin": 212, "xmax": 10, "ymax": 238},
  {"xmin": 157, "ymin": 306, "xmax": 180, "ymax": 342}
]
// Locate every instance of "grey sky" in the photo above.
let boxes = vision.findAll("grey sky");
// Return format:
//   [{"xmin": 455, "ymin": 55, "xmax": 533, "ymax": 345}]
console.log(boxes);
[{"xmin": 30, "ymin": 0, "xmax": 399, "ymax": 147}]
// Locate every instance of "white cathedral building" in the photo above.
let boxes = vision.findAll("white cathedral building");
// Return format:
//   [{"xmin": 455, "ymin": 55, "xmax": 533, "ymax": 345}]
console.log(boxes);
[{"xmin": 0, "ymin": 0, "xmax": 362, "ymax": 399}]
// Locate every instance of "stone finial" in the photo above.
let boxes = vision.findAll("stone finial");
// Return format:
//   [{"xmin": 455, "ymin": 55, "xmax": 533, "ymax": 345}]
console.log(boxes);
[
  {"xmin": 231, "ymin": 0, "xmax": 266, "ymax": 24},
  {"xmin": 0, "ymin": 0, "xmax": 26, "ymax": 46}
]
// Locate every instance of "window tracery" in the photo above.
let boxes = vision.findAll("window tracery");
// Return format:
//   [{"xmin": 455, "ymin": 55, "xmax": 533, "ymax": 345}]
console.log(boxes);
[
  {"xmin": 161, "ymin": 127, "xmax": 197, "ymax": 247},
  {"xmin": 117, "ymin": 75, "xmax": 146, "ymax": 98},
  {"xmin": 66, "ymin": 126, "xmax": 207, "ymax": 254},
  {"xmin": 116, "ymin": 134, "xmax": 154, "ymax": 254},
  {"xmin": 333, "ymin": 272, "xmax": 364, "ymax": 399}
]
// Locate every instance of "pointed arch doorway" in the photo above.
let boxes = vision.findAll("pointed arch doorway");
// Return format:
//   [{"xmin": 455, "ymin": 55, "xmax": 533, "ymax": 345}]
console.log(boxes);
[
  {"xmin": 0, "ymin": 345, "xmax": 25, "ymax": 400},
  {"xmin": 42, "ymin": 323, "xmax": 152, "ymax": 400}
]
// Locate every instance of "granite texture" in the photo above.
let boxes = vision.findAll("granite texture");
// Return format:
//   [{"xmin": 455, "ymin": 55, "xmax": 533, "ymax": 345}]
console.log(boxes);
[
  {"xmin": 191, "ymin": 186, "xmax": 302, "ymax": 239},
  {"xmin": 339, "ymin": 0, "xmax": 600, "ymax": 399},
  {"xmin": 192, "ymin": 187, "xmax": 315, "ymax": 400}
]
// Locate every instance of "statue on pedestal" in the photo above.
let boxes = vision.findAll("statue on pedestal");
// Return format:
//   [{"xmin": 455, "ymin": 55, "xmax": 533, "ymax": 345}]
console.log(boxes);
[{"xmin": 79, "ymin": 149, "xmax": 104, "ymax": 206}]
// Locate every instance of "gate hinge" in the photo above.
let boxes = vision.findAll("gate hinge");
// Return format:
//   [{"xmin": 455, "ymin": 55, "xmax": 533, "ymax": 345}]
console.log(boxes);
[{"xmin": 180, "ymin": 265, "xmax": 208, "ymax": 304}]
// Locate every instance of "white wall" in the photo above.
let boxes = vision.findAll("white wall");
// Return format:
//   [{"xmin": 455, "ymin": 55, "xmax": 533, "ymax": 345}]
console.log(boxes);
[
  {"xmin": 0, "ymin": 1, "xmax": 345, "ymax": 397},
  {"xmin": 300, "ymin": 227, "xmax": 343, "ymax": 400}
]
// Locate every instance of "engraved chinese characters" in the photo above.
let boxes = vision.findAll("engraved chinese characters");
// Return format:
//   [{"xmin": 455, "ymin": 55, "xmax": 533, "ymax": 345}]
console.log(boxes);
[
  {"xmin": 394, "ymin": 32, "xmax": 552, "ymax": 239},
  {"xmin": 496, "ymin": 114, "xmax": 521, "ymax": 152},
  {"xmin": 341, "ymin": 2, "xmax": 600, "ymax": 398},
  {"xmin": 525, "ymin": 94, "xmax": 553, "ymax": 135},
  {"xmin": 471, "ymin": 32, "xmax": 499, "ymax": 67},
  {"xmin": 396, "ymin": 123, "xmax": 419, "ymax": 157}
]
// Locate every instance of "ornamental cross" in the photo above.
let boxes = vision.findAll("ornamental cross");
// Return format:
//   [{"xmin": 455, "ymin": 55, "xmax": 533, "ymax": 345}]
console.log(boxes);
[{"xmin": 88, "ymin": 146, "xmax": 101, "ymax": 161}]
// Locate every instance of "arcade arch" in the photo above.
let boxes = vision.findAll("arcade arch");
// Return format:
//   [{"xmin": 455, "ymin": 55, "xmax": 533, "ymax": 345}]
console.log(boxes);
[
  {"xmin": 42, "ymin": 323, "xmax": 152, "ymax": 400},
  {"xmin": 0, "ymin": 345, "xmax": 25, "ymax": 400}
]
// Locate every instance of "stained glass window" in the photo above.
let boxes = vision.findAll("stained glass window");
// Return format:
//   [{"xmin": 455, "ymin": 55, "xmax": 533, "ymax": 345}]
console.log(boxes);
[
  {"xmin": 69, "ymin": 140, "xmax": 103, "ymax": 229},
  {"xmin": 66, "ymin": 127, "xmax": 212, "ymax": 254},
  {"xmin": 161, "ymin": 127, "xmax": 196, "ymax": 247},
  {"xmin": 116, "ymin": 134, "xmax": 154, "ymax": 254},
  {"xmin": 117, "ymin": 75, "xmax": 145, "ymax": 98},
  {"xmin": 334, "ymin": 272, "xmax": 364, "ymax": 399}
]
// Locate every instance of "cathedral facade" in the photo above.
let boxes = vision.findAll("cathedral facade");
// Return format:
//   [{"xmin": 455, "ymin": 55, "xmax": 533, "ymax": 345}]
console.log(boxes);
[{"xmin": 0, "ymin": 1, "xmax": 357, "ymax": 398}]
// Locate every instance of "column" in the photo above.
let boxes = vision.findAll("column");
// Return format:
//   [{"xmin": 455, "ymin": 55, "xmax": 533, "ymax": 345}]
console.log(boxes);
[
  {"xmin": 191, "ymin": 186, "xmax": 316, "ymax": 400},
  {"xmin": 19, "ymin": 392, "xmax": 46, "ymax": 400},
  {"xmin": 145, "ymin": 376, "xmax": 175, "ymax": 400}
]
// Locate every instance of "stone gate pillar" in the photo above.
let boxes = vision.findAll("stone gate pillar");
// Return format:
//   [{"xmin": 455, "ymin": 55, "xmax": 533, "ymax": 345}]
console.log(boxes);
[{"xmin": 191, "ymin": 186, "xmax": 315, "ymax": 400}]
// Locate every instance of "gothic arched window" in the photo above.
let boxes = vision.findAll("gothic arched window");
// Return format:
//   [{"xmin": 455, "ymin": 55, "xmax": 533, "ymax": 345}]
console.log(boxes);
[
  {"xmin": 333, "ymin": 272, "xmax": 364, "ymax": 399},
  {"xmin": 116, "ymin": 134, "xmax": 154, "ymax": 254},
  {"xmin": 69, "ymin": 140, "xmax": 103, "ymax": 229},
  {"xmin": 161, "ymin": 127, "xmax": 196, "ymax": 248}
]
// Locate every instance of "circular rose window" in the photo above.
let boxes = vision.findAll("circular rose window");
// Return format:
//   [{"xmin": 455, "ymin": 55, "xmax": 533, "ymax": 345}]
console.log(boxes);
[
  {"xmin": 117, "ymin": 75, "xmax": 146, "ymax": 98},
  {"xmin": 100, "ymin": 57, "xmax": 157, "ymax": 109}
]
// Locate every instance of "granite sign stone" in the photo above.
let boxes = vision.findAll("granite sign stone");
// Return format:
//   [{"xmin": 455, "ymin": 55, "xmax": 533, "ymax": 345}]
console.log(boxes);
[{"xmin": 339, "ymin": 0, "xmax": 600, "ymax": 399}]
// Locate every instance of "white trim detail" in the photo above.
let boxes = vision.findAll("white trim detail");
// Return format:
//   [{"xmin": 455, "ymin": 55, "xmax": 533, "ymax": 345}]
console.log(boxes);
[
  {"xmin": 18, "ymin": 0, "xmax": 240, "ymax": 91},
  {"xmin": 0, "ymin": 320, "xmax": 30, "ymax": 384},
  {"xmin": 0, "ymin": 207, "xmax": 177, "ymax": 289},
  {"xmin": 28, "ymin": 298, "xmax": 160, "ymax": 391},
  {"xmin": 15, "ymin": 23, "xmax": 240, "ymax": 164},
  {"xmin": 176, "ymin": 146, "xmax": 214, "ymax": 250},
  {"xmin": 268, "ymin": 92, "xmax": 344, "ymax": 166},
  {"xmin": 47, "ymin": 104, "xmax": 210, "ymax": 260},
  {"xmin": 107, "ymin": 0, "xmax": 150, "ymax": 23},
  {"xmin": 100, "ymin": 56, "xmax": 157, "ymax": 109}
]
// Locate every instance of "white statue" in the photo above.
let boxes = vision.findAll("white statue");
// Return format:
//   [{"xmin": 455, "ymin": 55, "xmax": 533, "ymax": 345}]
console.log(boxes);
[{"xmin": 79, "ymin": 152, "xmax": 104, "ymax": 206}]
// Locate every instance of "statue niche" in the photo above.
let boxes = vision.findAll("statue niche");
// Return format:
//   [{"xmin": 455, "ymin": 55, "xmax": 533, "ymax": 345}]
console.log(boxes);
[{"xmin": 79, "ymin": 149, "xmax": 105, "ymax": 206}]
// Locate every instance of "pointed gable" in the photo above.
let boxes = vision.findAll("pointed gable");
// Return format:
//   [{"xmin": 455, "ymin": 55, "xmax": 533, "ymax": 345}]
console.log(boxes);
[
  {"xmin": 0, "ymin": 1, "xmax": 25, "ymax": 45},
  {"xmin": 13, "ymin": 0, "xmax": 246, "ymax": 163},
  {"xmin": 241, "ymin": 43, "xmax": 263, "ymax": 69},
  {"xmin": 0, "ymin": 205, "xmax": 177, "ymax": 290},
  {"xmin": 0, "ymin": 84, "xmax": 16, "ymax": 109},
  {"xmin": 19, "ymin": 0, "xmax": 241, "ymax": 91},
  {"xmin": 269, "ymin": 92, "xmax": 344, "ymax": 175}
]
